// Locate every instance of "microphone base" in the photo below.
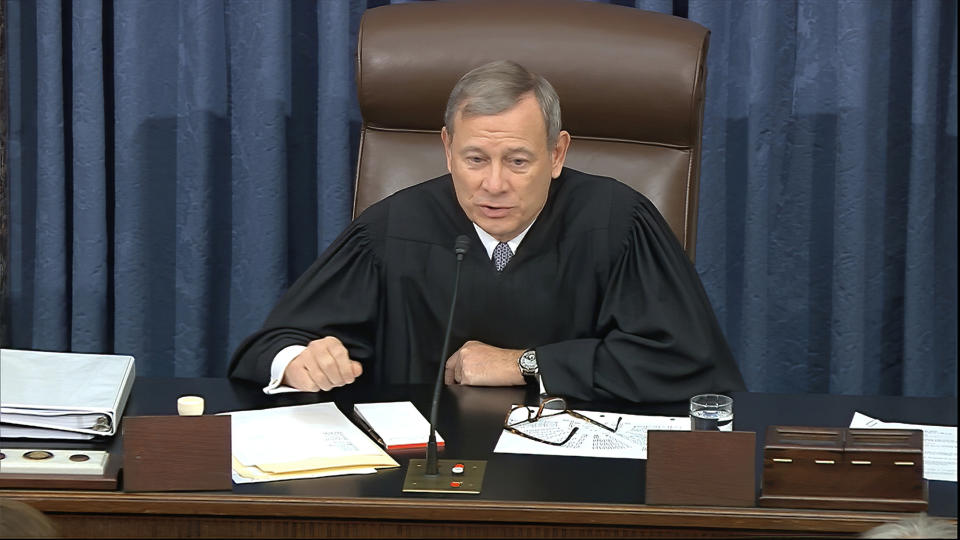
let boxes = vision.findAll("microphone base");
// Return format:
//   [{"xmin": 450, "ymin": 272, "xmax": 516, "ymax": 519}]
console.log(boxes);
[{"xmin": 402, "ymin": 459, "xmax": 487, "ymax": 494}]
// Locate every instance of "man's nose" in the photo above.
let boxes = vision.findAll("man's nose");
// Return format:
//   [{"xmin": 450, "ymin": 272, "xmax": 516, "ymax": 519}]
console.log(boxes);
[{"xmin": 482, "ymin": 162, "xmax": 507, "ymax": 193}]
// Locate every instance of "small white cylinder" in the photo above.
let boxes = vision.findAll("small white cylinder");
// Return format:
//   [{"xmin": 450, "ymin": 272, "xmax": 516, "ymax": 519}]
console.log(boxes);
[{"xmin": 177, "ymin": 395, "xmax": 205, "ymax": 416}]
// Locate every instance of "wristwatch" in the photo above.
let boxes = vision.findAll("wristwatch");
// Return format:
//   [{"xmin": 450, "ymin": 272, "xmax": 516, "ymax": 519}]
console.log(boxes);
[{"xmin": 518, "ymin": 349, "xmax": 539, "ymax": 383}]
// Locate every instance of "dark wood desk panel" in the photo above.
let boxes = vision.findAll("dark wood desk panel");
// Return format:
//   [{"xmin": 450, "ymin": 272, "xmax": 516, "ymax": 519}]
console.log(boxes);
[
  {"xmin": 5, "ymin": 490, "xmax": 937, "ymax": 538},
  {"xmin": 2, "ymin": 378, "xmax": 956, "ymax": 538}
]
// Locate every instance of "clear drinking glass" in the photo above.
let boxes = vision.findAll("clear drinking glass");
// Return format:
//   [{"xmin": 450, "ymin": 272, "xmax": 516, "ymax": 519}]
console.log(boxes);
[{"xmin": 689, "ymin": 394, "xmax": 733, "ymax": 431}]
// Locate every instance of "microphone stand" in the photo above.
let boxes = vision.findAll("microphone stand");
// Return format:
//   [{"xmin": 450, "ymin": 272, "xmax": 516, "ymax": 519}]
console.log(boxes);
[{"xmin": 402, "ymin": 235, "xmax": 487, "ymax": 494}]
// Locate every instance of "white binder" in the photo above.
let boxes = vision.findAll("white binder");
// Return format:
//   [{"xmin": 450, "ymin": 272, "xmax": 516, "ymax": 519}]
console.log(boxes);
[{"xmin": 0, "ymin": 349, "xmax": 136, "ymax": 439}]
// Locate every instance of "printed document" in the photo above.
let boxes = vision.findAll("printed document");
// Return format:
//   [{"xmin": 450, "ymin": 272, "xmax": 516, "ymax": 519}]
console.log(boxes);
[
  {"xmin": 494, "ymin": 406, "xmax": 688, "ymax": 459},
  {"xmin": 850, "ymin": 411, "xmax": 957, "ymax": 482},
  {"xmin": 225, "ymin": 402, "xmax": 398, "ymax": 484}
]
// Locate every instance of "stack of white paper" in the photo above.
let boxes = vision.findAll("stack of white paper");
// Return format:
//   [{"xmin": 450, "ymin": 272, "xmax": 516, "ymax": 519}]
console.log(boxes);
[
  {"xmin": 226, "ymin": 402, "xmax": 399, "ymax": 484},
  {"xmin": 354, "ymin": 401, "xmax": 444, "ymax": 450},
  {"xmin": 1, "ymin": 349, "xmax": 136, "ymax": 440}
]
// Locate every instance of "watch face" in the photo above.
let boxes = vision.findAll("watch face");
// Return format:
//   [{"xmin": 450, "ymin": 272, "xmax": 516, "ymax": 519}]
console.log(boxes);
[{"xmin": 520, "ymin": 351, "xmax": 538, "ymax": 374}]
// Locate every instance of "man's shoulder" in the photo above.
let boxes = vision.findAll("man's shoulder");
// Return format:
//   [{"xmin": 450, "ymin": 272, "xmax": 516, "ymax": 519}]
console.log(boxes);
[
  {"xmin": 356, "ymin": 175, "xmax": 450, "ymax": 220},
  {"xmin": 558, "ymin": 167, "xmax": 640, "ymax": 196},
  {"xmin": 355, "ymin": 175, "xmax": 460, "ymax": 245},
  {"xmin": 391, "ymin": 174, "xmax": 453, "ymax": 206},
  {"xmin": 551, "ymin": 168, "xmax": 642, "ymax": 228}
]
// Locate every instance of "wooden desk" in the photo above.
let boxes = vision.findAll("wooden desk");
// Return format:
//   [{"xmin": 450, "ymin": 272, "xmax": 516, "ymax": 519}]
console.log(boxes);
[
  {"xmin": 10, "ymin": 490, "xmax": 951, "ymax": 537},
  {"xmin": 3, "ymin": 378, "xmax": 956, "ymax": 538}
]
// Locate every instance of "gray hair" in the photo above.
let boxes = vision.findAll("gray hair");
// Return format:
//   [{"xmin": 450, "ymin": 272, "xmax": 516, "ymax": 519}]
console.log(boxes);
[
  {"xmin": 861, "ymin": 514, "xmax": 957, "ymax": 539},
  {"xmin": 444, "ymin": 60, "xmax": 562, "ymax": 147}
]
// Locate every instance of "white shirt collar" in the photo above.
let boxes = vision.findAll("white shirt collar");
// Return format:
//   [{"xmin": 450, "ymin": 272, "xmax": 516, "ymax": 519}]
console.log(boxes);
[{"xmin": 473, "ymin": 219, "xmax": 536, "ymax": 259}]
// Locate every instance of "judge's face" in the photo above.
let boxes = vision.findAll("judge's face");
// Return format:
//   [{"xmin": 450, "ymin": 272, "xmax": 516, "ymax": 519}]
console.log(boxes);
[{"xmin": 442, "ymin": 94, "xmax": 570, "ymax": 242}]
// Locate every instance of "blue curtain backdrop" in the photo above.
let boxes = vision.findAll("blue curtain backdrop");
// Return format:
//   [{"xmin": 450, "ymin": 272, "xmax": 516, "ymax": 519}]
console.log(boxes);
[{"xmin": 5, "ymin": 0, "xmax": 957, "ymax": 397}]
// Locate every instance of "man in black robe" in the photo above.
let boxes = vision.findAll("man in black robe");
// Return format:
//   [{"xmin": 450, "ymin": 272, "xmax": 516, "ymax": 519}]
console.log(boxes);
[{"xmin": 228, "ymin": 60, "xmax": 745, "ymax": 402}]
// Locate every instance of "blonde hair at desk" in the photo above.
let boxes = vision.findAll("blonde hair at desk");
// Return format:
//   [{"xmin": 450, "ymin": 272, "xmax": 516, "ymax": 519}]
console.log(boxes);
[
  {"xmin": 861, "ymin": 513, "xmax": 957, "ymax": 539},
  {"xmin": 0, "ymin": 498, "xmax": 58, "ymax": 538}
]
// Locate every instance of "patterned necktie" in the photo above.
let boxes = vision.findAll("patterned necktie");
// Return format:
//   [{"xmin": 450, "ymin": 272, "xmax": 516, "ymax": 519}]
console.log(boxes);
[{"xmin": 493, "ymin": 242, "xmax": 513, "ymax": 272}]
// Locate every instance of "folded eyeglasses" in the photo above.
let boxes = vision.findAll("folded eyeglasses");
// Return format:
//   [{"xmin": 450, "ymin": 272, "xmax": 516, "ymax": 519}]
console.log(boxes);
[{"xmin": 502, "ymin": 396, "xmax": 622, "ymax": 446}]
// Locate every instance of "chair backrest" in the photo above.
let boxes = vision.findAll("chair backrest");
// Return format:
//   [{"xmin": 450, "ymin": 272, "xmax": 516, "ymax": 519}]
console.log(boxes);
[{"xmin": 354, "ymin": 0, "xmax": 710, "ymax": 261}]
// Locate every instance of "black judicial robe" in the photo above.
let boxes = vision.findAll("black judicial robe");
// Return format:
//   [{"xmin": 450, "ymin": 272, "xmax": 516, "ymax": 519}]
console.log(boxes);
[{"xmin": 228, "ymin": 168, "xmax": 746, "ymax": 402}]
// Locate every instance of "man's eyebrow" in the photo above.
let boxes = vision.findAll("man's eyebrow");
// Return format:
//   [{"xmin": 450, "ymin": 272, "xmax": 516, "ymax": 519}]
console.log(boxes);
[
  {"xmin": 459, "ymin": 146, "xmax": 487, "ymax": 154},
  {"xmin": 506, "ymin": 147, "xmax": 535, "ymax": 157}
]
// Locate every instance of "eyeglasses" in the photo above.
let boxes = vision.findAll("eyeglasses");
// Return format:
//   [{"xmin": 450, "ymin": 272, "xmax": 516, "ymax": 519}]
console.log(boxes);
[{"xmin": 502, "ymin": 396, "xmax": 623, "ymax": 446}]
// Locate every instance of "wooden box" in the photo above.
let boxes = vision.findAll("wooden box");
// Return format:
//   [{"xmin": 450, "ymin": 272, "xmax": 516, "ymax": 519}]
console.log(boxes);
[
  {"xmin": 122, "ymin": 415, "xmax": 232, "ymax": 492},
  {"xmin": 646, "ymin": 430, "xmax": 756, "ymax": 507},
  {"xmin": 759, "ymin": 426, "xmax": 926, "ymax": 512}
]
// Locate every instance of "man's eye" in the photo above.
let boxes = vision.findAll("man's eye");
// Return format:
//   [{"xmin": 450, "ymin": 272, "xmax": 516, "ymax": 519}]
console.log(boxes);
[
  {"xmin": 511, "ymin": 159, "xmax": 528, "ymax": 167},
  {"xmin": 467, "ymin": 156, "xmax": 485, "ymax": 164}
]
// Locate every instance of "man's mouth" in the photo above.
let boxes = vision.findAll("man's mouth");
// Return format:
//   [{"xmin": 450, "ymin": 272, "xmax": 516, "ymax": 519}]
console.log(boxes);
[{"xmin": 478, "ymin": 204, "xmax": 512, "ymax": 219}]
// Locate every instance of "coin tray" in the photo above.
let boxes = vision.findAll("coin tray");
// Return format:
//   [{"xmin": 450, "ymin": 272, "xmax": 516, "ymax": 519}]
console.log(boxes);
[{"xmin": 0, "ymin": 448, "xmax": 108, "ymax": 475}]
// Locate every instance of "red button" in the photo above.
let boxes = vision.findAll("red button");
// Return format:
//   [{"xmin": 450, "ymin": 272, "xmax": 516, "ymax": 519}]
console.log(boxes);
[{"xmin": 449, "ymin": 481, "xmax": 462, "ymax": 488}]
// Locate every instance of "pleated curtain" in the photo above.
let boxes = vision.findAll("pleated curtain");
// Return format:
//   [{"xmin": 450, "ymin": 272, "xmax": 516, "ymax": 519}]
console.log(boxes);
[{"xmin": 3, "ymin": 0, "xmax": 956, "ymax": 397}]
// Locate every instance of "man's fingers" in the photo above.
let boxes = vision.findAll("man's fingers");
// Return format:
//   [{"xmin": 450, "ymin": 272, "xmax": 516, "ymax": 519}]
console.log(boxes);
[
  {"xmin": 444, "ymin": 353, "xmax": 458, "ymax": 385},
  {"xmin": 453, "ymin": 341, "xmax": 477, "ymax": 385},
  {"xmin": 303, "ymin": 361, "xmax": 335, "ymax": 392},
  {"xmin": 308, "ymin": 338, "xmax": 355, "ymax": 387},
  {"xmin": 327, "ymin": 341, "xmax": 360, "ymax": 385},
  {"xmin": 455, "ymin": 354, "xmax": 465, "ymax": 384},
  {"xmin": 438, "ymin": 341, "xmax": 527, "ymax": 387},
  {"xmin": 318, "ymin": 348, "xmax": 347, "ymax": 387},
  {"xmin": 286, "ymin": 337, "xmax": 361, "ymax": 392}
]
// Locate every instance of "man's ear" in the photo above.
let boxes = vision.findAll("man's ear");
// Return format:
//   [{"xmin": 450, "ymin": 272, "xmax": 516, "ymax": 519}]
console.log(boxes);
[
  {"xmin": 441, "ymin": 127, "xmax": 453, "ymax": 173},
  {"xmin": 550, "ymin": 130, "xmax": 571, "ymax": 179}
]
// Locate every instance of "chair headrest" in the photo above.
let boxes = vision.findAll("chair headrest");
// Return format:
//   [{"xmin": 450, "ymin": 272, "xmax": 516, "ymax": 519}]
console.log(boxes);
[{"xmin": 357, "ymin": 0, "xmax": 709, "ymax": 148}]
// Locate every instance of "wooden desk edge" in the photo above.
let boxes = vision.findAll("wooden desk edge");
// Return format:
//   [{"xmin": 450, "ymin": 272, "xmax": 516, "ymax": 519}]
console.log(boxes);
[{"xmin": 5, "ymin": 490, "xmax": 952, "ymax": 534}]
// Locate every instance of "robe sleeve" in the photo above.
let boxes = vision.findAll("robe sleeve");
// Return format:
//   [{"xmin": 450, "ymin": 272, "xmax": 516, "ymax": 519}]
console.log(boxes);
[
  {"xmin": 227, "ymin": 222, "xmax": 382, "ymax": 385},
  {"xmin": 536, "ymin": 196, "xmax": 746, "ymax": 403}
]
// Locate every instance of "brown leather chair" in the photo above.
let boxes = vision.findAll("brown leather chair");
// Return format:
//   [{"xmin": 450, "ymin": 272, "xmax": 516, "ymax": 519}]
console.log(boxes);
[{"xmin": 354, "ymin": 0, "xmax": 710, "ymax": 261}]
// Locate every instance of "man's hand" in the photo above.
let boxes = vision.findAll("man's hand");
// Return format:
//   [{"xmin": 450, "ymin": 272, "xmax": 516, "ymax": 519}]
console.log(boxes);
[
  {"xmin": 444, "ymin": 340, "xmax": 526, "ymax": 386},
  {"xmin": 282, "ymin": 336, "xmax": 363, "ymax": 392}
]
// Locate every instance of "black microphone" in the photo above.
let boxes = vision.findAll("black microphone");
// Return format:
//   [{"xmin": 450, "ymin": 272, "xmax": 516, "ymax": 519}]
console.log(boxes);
[{"xmin": 424, "ymin": 234, "xmax": 470, "ymax": 476}]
